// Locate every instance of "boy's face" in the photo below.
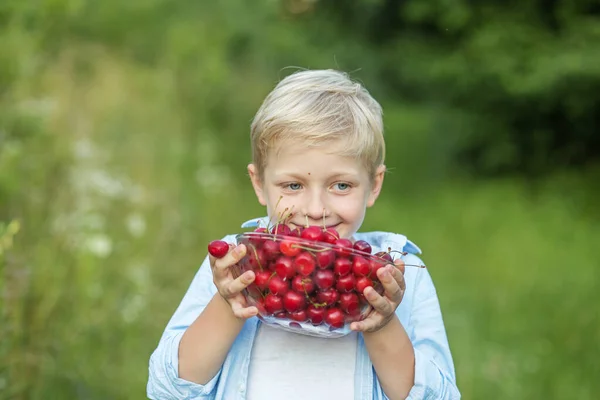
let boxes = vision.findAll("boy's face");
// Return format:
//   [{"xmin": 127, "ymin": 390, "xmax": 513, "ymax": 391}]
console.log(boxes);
[{"xmin": 248, "ymin": 141, "xmax": 386, "ymax": 238}]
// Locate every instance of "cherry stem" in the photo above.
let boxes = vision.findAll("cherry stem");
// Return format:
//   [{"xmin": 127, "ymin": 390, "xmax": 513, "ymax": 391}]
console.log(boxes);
[
  {"xmin": 248, "ymin": 243, "xmax": 264, "ymax": 271},
  {"xmin": 289, "ymin": 243, "xmax": 330, "ymax": 253},
  {"xmin": 253, "ymin": 288, "xmax": 267, "ymax": 300},
  {"xmin": 268, "ymin": 196, "xmax": 284, "ymax": 231},
  {"xmin": 272, "ymin": 208, "xmax": 288, "ymax": 236},
  {"xmin": 257, "ymin": 271, "xmax": 277, "ymax": 299},
  {"xmin": 298, "ymin": 279, "xmax": 327, "ymax": 308},
  {"xmin": 388, "ymin": 248, "xmax": 408, "ymax": 258},
  {"xmin": 323, "ymin": 230, "xmax": 339, "ymax": 241},
  {"xmin": 282, "ymin": 205, "xmax": 295, "ymax": 225},
  {"xmin": 305, "ymin": 290, "xmax": 327, "ymax": 308}
]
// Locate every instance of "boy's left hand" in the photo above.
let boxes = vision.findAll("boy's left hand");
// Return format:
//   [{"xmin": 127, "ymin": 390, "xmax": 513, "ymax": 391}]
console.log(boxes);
[{"xmin": 350, "ymin": 259, "xmax": 406, "ymax": 333}]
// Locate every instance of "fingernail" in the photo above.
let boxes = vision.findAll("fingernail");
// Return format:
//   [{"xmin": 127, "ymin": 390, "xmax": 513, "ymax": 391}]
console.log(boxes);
[{"xmin": 234, "ymin": 244, "xmax": 243, "ymax": 255}]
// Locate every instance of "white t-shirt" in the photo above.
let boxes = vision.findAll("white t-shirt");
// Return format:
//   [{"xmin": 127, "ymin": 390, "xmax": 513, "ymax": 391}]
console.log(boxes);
[{"xmin": 246, "ymin": 322, "xmax": 358, "ymax": 400}]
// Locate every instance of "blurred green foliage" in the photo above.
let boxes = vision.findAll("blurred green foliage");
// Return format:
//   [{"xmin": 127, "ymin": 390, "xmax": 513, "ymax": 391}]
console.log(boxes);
[{"xmin": 1, "ymin": 1, "xmax": 599, "ymax": 399}]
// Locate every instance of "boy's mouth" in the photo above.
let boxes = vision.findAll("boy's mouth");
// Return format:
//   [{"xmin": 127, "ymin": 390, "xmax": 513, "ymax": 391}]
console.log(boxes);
[{"xmin": 287, "ymin": 222, "xmax": 340, "ymax": 229}]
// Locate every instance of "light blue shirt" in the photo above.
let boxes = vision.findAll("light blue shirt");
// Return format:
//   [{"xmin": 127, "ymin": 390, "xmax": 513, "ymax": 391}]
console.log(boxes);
[{"xmin": 147, "ymin": 217, "xmax": 461, "ymax": 399}]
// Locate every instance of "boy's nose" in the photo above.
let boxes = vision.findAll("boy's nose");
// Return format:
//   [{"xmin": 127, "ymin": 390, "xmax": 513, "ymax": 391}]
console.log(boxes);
[{"xmin": 302, "ymin": 191, "xmax": 329, "ymax": 223}]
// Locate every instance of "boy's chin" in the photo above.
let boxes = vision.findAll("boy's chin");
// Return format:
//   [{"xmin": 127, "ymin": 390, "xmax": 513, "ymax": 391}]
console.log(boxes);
[{"xmin": 330, "ymin": 225, "xmax": 355, "ymax": 240}]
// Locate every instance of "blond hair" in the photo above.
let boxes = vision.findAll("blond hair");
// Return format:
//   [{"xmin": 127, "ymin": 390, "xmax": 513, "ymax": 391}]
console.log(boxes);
[{"xmin": 250, "ymin": 69, "xmax": 385, "ymax": 179}]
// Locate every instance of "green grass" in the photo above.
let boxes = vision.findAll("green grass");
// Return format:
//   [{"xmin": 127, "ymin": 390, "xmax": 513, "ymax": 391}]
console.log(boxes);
[
  {"xmin": 1, "ymin": 47, "xmax": 599, "ymax": 400},
  {"xmin": 365, "ymin": 180, "xmax": 599, "ymax": 399}
]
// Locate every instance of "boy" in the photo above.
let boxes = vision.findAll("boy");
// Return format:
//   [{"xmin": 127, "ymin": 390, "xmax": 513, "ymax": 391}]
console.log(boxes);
[{"xmin": 147, "ymin": 69, "xmax": 460, "ymax": 399}]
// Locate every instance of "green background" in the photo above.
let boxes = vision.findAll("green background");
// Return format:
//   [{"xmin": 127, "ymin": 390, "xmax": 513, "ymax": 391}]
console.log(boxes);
[{"xmin": 1, "ymin": 1, "xmax": 599, "ymax": 399}]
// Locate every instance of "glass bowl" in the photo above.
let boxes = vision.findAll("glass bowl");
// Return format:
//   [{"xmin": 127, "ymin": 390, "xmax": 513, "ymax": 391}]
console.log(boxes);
[{"xmin": 232, "ymin": 231, "xmax": 399, "ymax": 338}]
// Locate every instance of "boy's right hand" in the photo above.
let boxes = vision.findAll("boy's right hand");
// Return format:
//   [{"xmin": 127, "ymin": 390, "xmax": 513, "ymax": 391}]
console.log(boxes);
[{"xmin": 209, "ymin": 243, "xmax": 259, "ymax": 319}]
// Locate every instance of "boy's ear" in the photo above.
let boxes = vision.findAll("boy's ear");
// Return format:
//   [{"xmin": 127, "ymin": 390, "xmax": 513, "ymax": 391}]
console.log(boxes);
[
  {"xmin": 366, "ymin": 164, "xmax": 386, "ymax": 208},
  {"xmin": 247, "ymin": 164, "xmax": 267, "ymax": 206}
]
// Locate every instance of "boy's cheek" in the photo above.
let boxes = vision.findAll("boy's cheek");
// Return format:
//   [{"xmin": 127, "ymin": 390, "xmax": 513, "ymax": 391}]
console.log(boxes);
[{"xmin": 266, "ymin": 196, "xmax": 296, "ymax": 218}]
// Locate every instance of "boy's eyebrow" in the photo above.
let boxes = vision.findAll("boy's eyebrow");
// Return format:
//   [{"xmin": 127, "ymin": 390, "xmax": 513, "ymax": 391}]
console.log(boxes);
[
  {"xmin": 328, "ymin": 172, "xmax": 360, "ymax": 180},
  {"xmin": 274, "ymin": 171, "xmax": 360, "ymax": 180}
]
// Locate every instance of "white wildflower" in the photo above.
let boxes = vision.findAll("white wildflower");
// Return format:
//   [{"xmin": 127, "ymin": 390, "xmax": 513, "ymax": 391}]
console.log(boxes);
[
  {"xmin": 126, "ymin": 213, "xmax": 146, "ymax": 238},
  {"xmin": 85, "ymin": 233, "xmax": 113, "ymax": 258}
]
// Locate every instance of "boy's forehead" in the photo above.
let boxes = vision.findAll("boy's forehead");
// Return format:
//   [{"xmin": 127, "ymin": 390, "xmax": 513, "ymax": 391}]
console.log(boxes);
[
  {"xmin": 269, "ymin": 137, "xmax": 347, "ymax": 158},
  {"xmin": 265, "ymin": 146, "xmax": 366, "ymax": 176}
]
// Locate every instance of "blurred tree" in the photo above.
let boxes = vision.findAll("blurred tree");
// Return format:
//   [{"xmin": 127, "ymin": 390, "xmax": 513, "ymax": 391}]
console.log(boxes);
[{"xmin": 313, "ymin": 0, "xmax": 600, "ymax": 177}]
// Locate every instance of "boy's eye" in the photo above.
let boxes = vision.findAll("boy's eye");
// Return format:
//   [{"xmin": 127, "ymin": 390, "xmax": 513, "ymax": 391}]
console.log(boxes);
[
  {"xmin": 287, "ymin": 183, "xmax": 302, "ymax": 191},
  {"xmin": 333, "ymin": 182, "xmax": 351, "ymax": 191}
]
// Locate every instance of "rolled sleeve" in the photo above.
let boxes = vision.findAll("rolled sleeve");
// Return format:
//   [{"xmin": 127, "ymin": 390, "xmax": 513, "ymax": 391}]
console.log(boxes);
[
  {"xmin": 405, "ymin": 348, "xmax": 451, "ymax": 399},
  {"xmin": 405, "ymin": 256, "xmax": 461, "ymax": 400},
  {"xmin": 147, "ymin": 235, "xmax": 236, "ymax": 399},
  {"xmin": 147, "ymin": 331, "xmax": 221, "ymax": 399}
]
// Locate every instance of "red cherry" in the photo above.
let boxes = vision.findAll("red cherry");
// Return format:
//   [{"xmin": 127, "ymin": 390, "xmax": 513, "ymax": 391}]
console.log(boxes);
[
  {"xmin": 353, "ymin": 240, "xmax": 372, "ymax": 254},
  {"xmin": 266, "ymin": 259, "xmax": 278, "ymax": 271},
  {"xmin": 314, "ymin": 269, "xmax": 335, "ymax": 290},
  {"xmin": 268, "ymin": 275, "xmax": 289, "ymax": 295},
  {"xmin": 355, "ymin": 276, "xmax": 374, "ymax": 294},
  {"xmin": 291, "ymin": 227, "xmax": 303, "ymax": 237},
  {"xmin": 283, "ymin": 291, "xmax": 307, "ymax": 312},
  {"xmin": 316, "ymin": 288, "xmax": 340, "ymax": 306},
  {"xmin": 274, "ymin": 311, "xmax": 288, "ymax": 319},
  {"xmin": 374, "ymin": 251, "xmax": 393, "ymax": 263},
  {"xmin": 289, "ymin": 309, "xmax": 308, "ymax": 322},
  {"xmin": 324, "ymin": 308, "xmax": 345, "ymax": 328},
  {"xmin": 254, "ymin": 270, "xmax": 272, "ymax": 291},
  {"xmin": 335, "ymin": 274, "xmax": 356, "ymax": 293},
  {"xmin": 306, "ymin": 305, "xmax": 326, "ymax": 325},
  {"xmin": 294, "ymin": 251, "xmax": 316, "ymax": 276},
  {"xmin": 254, "ymin": 297, "xmax": 267, "ymax": 315},
  {"xmin": 280, "ymin": 239, "xmax": 301, "ymax": 257},
  {"xmin": 334, "ymin": 238, "xmax": 353, "ymax": 256},
  {"xmin": 270, "ymin": 223, "xmax": 292, "ymax": 236},
  {"xmin": 322, "ymin": 227, "xmax": 340, "ymax": 244},
  {"xmin": 264, "ymin": 294, "xmax": 283, "ymax": 314},
  {"xmin": 352, "ymin": 255, "xmax": 372, "ymax": 277},
  {"xmin": 292, "ymin": 275, "xmax": 316, "ymax": 294},
  {"xmin": 248, "ymin": 247, "xmax": 267, "ymax": 270},
  {"xmin": 339, "ymin": 293, "xmax": 360, "ymax": 314},
  {"xmin": 333, "ymin": 257, "xmax": 352, "ymax": 276},
  {"xmin": 262, "ymin": 240, "xmax": 281, "ymax": 260},
  {"xmin": 301, "ymin": 225, "xmax": 324, "ymax": 242},
  {"xmin": 316, "ymin": 249, "xmax": 335, "ymax": 269},
  {"xmin": 208, "ymin": 240, "xmax": 229, "ymax": 258},
  {"xmin": 249, "ymin": 229, "xmax": 268, "ymax": 245},
  {"xmin": 369, "ymin": 258, "xmax": 387, "ymax": 277},
  {"xmin": 274, "ymin": 256, "xmax": 295, "ymax": 280}
]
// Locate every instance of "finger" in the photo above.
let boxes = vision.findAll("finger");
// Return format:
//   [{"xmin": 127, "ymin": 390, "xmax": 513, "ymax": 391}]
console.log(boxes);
[
  {"xmin": 350, "ymin": 315, "xmax": 382, "ymax": 332},
  {"xmin": 377, "ymin": 265, "xmax": 404, "ymax": 302},
  {"xmin": 220, "ymin": 270, "xmax": 255, "ymax": 298},
  {"xmin": 208, "ymin": 242, "xmax": 235, "ymax": 264},
  {"xmin": 394, "ymin": 258, "xmax": 406, "ymax": 275},
  {"xmin": 212, "ymin": 244, "xmax": 247, "ymax": 276},
  {"xmin": 388, "ymin": 264, "xmax": 406, "ymax": 292},
  {"xmin": 231, "ymin": 301, "xmax": 259, "ymax": 319},
  {"xmin": 363, "ymin": 286, "xmax": 394, "ymax": 316}
]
